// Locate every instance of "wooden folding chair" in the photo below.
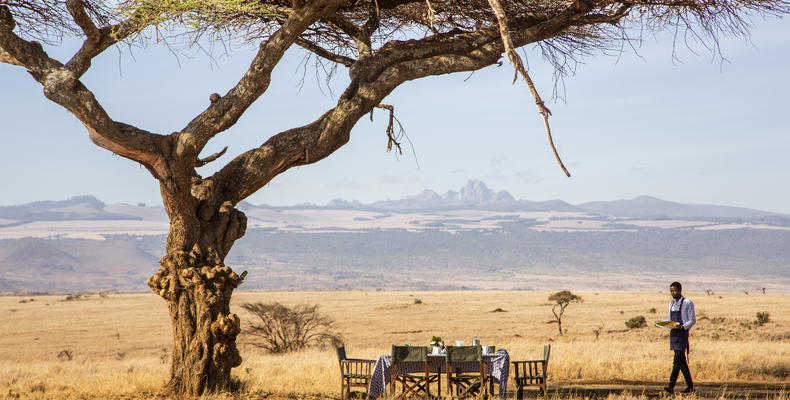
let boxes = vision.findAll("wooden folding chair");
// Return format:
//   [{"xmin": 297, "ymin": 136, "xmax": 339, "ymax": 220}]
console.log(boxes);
[
  {"xmin": 512, "ymin": 344, "xmax": 551, "ymax": 398},
  {"xmin": 390, "ymin": 345, "xmax": 440, "ymax": 400},
  {"xmin": 445, "ymin": 345, "xmax": 487, "ymax": 398},
  {"xmin": 337, "ymin": 345, "xmax": 375, "ymax": 400}
]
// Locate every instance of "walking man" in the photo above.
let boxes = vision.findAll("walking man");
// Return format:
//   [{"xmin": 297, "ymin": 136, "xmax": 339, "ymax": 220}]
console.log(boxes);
[{"xmin": 665, "ymin": 281, "xmax": 696, "ymax": 394}]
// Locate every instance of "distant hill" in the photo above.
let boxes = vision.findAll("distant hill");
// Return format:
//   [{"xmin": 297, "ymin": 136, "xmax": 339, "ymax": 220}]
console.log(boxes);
[
  {"xmin": 577, "ymin": 195, "xmax": 784, "ymax": 219},
  {"xmin": 0, "ymin": 195, "xmax": 144, "ymax": 225},
  {"xmin": 0, "ymin": 237, "xmax": 155, "ymax": 292},
  {"xmin": 259, "ymin": 180, "xmax": 785, "ymax": 218}
]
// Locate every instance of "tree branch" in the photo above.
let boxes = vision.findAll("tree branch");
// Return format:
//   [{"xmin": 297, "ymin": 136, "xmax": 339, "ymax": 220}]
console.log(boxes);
[
  {"xmin": 197, "ymin": 146, "xmax": 228, "ymax": 167},
  {"xmin": 0, "ymin": 47, "xmax": 22, "ymax": 65},
  {"xmin": 0, "ymin": 5, "xmax": 171, "ymax": 180},
  {"xmin": 326, "ymin": 14, "xmax": 373, "ymax": 59},
  {"xmin": 295, "ymin": 36, "xmax": 356, "ymax": 66},
  {"xmin": 65, "ymin": 0, "xmax": 100, "ymax": 41},
  {"xmin": 65, "ymin": 3, "xmax": 142, "ymax": 77},
  {"xmin": 179, "ymin": 0, "xmax": 348, "ymax": 157}
]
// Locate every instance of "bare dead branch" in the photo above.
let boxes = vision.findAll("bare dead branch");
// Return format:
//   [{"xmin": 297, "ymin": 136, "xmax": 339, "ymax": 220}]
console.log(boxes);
[
  {"xmin": 374, "ymin": 104, "xmax": 403, "ymax": 155},
  {"xmin": 487, "ymin": 0, "xmax": 571, "ymax": 178}
]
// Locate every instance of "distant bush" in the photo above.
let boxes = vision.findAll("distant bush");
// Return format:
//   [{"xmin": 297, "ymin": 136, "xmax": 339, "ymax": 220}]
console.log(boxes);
[
  {"xmin": 57, "ymin": 349, "xmax": 73, "ymax": 361},
  {"xmin": 755, "ymin": 312, "xmax": 771, "ymax": 326},
  {"xmin": 649, "ymin": 308, "xmax": 656, "ymax": 314},
  {"xmin": 241, "ymin": 302, "xmax": 342, "ymax": 353},
  {"xmin": 414, "ymin": 298, "xmax": 423, "ymax": 304},
  {"xmin": 625, "ymin": 316, "xmax": 647, "ymax": 329}
]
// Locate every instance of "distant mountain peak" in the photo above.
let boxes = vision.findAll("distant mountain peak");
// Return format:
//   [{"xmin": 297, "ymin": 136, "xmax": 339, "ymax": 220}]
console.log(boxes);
[{"xmin": 363, "ymin": 179, "xmax": 517, "ymax": 210}]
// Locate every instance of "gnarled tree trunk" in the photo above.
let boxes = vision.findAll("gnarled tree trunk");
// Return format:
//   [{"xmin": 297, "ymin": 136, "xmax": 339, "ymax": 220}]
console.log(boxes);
[{"xmin": 147, "ymin": 195, "xmax": 248, "ymax": 394}]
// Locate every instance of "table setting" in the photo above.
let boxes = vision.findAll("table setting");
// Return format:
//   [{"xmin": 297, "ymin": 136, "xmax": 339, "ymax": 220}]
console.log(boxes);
[{"xmin": 366, "ymin": 337, "xmax": 510, "ymax": 399}]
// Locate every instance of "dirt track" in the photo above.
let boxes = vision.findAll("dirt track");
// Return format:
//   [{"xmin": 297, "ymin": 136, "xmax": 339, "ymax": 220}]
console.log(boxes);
[{"xmin": 532, "ymin": 380, "xmax": 789, "ymax": 399}]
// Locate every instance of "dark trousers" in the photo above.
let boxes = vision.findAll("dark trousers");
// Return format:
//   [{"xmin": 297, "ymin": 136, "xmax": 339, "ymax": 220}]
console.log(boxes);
[{"xmin": 669, "ymin": 350, "xmax": 693, "ymax": 388}]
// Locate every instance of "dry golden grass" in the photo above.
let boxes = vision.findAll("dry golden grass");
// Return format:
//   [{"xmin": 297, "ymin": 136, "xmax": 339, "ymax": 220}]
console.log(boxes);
[{"xmin": 1, "ymin": 290, "xmax": 789, "ymax": 399}]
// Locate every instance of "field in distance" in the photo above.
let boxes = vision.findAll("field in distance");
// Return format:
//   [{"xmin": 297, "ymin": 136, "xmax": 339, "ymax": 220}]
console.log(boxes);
[{"xmin": 1, "ymin": 290, "xmax": 789, "ymax": 399}]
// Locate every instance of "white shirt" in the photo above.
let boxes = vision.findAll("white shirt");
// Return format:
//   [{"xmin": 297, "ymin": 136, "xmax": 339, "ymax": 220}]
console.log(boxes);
[{"xmin": 668, "ymin": 297, "xmax": 696, "ymax": 331}]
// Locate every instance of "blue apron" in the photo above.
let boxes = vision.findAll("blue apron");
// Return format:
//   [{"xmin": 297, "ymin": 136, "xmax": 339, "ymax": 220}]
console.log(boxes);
[{"xmin": 670, "ymin": 297, "xmax": 689, "ymax": 351}]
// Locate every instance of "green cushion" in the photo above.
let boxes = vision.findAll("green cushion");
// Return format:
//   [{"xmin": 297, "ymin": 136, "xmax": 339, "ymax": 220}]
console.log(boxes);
[
  {"xmin": 446, "ymin": 345, "xmax": 482, "ymax": 362},
  {"xmin": 392, "ymin": 345, "xmax": 428, "ymax": 362},
  {"xmin": 336, "ymin": 346, "xmax": 347, "ymax": 361}
]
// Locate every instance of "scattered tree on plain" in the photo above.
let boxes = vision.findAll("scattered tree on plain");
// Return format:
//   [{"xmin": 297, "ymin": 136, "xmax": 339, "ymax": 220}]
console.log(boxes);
[
  {"xmin": 2, "ymin": 0, "xmax": 788, "ymax": 395},
  {"xmin": 549, "ymin": 290, "xmax": 583, "ymax": 335}
]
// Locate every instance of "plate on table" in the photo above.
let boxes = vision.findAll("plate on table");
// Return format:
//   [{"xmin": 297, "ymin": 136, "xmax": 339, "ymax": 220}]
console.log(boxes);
[{"xmin": 655, "ymin": 320, "xmax": 680, "ymax": 329}]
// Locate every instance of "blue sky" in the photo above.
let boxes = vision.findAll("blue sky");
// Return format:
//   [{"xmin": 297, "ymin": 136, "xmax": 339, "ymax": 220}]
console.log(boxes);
[{"xmin": 1, "ymin": 16, "xmax": 789, "ymax": 213}]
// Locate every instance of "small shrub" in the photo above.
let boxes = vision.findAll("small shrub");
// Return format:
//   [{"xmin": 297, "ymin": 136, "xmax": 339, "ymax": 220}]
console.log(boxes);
[
  {"xmin": 241, "ymin": 302, "xmax": 342, "ymax": 353},
  {"xmin": 159, "ymin": 347, "xmax": 169, "ymax": 364},
  {"xmin": 592, "ymin": 324, "xmax": 604, "ymax": 340},
  {"xmin": 755, "ymin": 312, "xmax": 770, "ymax": 326},
  {"xmin": 649, "ymin": 308, "xmax": 656, "ymax": 314},
  {"xmin": 413, "ymin": 298, "xmax": 423, "ymax": 304},
  {"xmin": 625, "ymin": 315, "xmax": 647, "ymax": 329},
  {"xmin": 57, "ymin": 349, "xmax": 73, "ymax": 361}
]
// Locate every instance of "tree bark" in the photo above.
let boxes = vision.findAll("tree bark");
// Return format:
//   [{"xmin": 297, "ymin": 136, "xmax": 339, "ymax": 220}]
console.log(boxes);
[{"xmin": 147, "ymin": 194, "xmax": 248, "ymax": 395}]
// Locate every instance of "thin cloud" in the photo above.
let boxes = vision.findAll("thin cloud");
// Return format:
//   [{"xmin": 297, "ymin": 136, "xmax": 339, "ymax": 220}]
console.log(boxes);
[{"xmin": 490, "ymin": 154, "xmax": 510, "ymax": 165}]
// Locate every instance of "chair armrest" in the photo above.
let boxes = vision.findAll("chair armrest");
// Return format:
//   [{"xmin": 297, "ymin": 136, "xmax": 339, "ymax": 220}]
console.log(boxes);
[
  {"xmin": 344, "ymin": 358, "xmax": 376, "ymax": 363},
  {"xmin": 513, "ymin": 359, "xmax": 547, "ymax": 364},
  {"xmin": 340, "ymin": 359, "xmax": 376, "ymax": 376}
]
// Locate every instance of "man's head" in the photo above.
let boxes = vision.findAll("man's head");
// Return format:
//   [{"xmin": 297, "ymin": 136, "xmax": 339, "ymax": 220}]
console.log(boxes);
[{"xmin": 670, "ymin": 281, "xmax": 682, "ymax": 300}]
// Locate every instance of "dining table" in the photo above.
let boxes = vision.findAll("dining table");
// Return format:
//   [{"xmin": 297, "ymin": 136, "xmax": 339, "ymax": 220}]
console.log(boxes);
[{"xmin": 367, "ymin": 348, "xmax": 510, "ymax": 399}]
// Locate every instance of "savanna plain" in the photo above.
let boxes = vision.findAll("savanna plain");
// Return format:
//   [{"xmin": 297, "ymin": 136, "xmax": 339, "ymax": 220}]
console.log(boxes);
[{"xmin": 1, "ymin": 291, "xmax": 789, "ymax": 400}]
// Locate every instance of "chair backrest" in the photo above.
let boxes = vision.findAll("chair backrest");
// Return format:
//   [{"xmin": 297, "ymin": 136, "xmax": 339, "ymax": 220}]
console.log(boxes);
[
  {"xmin": 543, "ymin": 344, "xmax": 551, "ymax": 362},
  {"xmin": 336, "ymin": 345, "xmax": 347, "ymax": 362},
  {"xmin": 446, "ymin": 345, "xmax": 482, "ymax": 363},
  {"xmin": 392, "ymin": 345, "xmax": 428, "ymax": 362}
]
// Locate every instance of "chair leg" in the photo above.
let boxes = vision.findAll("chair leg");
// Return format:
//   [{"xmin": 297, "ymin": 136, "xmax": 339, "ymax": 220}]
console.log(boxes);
[{"xmin": 516, "ymin": 385, "xmax": 523, "ymax": 400}]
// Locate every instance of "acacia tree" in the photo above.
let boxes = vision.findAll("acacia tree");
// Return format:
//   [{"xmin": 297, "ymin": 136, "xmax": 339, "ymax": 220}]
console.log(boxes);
[
  {"xmin": 2, "ymin": 0, "xmax": 788, "ymax": 395},
  {"xmin": 549, "ymin": 290, "xmax": 582, "ymax": 335}
]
